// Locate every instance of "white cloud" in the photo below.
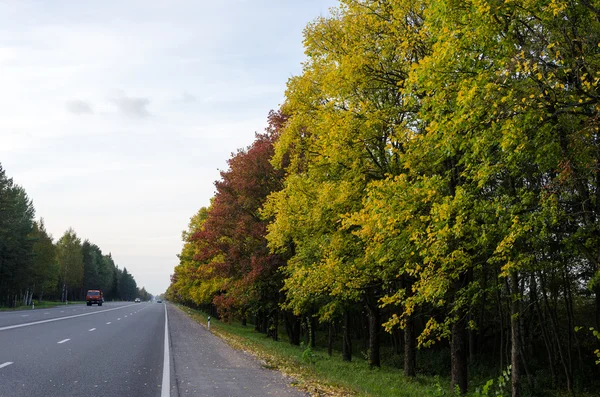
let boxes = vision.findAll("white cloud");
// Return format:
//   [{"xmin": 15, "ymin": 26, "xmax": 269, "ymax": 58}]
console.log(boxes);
[
  {"xmin": 178, "ymin": 91, "xmax": 196, "ymax": 104},
  {"xmin": 110, "ymin": 91, "xmax": 151, "ymax": 118},
  {"xmin": 65, "ymin": 99, "xmax": 93, "ymax": 115}
]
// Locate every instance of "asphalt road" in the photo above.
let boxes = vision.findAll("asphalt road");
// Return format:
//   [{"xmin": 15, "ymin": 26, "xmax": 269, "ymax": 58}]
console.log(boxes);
[{"xmin": 0, "ymin": 302, "xmax": 306, "ymax": 397}]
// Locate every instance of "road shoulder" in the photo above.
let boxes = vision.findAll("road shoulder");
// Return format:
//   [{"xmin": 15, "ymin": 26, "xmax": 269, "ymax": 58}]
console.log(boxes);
[{"xmin": 167, "ymin": 303, "xmax": 307, "ymax": 397}]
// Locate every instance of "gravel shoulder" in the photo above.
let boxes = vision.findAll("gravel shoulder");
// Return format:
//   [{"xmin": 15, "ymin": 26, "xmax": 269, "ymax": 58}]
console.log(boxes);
[{"xmin": 167, "ymin": 303, "xmax": 308, "ymax": 397}]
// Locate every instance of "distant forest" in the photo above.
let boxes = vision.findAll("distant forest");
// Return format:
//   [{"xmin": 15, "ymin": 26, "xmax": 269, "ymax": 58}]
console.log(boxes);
[
  {"xmin": 0, "ymin": 163, "xmax": 150, "ymax": 307},
  {"xmin": 167, "ymin": 1, "xmax": 600, "ymax": 396}
]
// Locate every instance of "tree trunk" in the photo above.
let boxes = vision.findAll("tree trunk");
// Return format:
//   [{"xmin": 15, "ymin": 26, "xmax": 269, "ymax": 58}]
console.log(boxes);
[
  {"xmin": 262, "ymin": 312, "xmax": 269, "ymax": 335},
  {"xmin": 309, "ymin": 316, "xmax": 316, "ymax": 348},
  {"xmin": 595, "ymin": 285, "xmax": 600, "ymax": 331},
  {"xmin": 540, "ymin": 270, "xmax": 573, "ymax": 392},
  {"xmin": 328, "ymin": 322, "xmax": 334, "ymax": 357},
  {"xmin": 404, "ymin": 314, "xmax": 416, "ymax": 377},
  {"xmin": 532, "ymin": 275, "xmax": 556, "ymax": 386},
  {"xmin": 451, "ymin": 276, "xmax": 468, "ymax": 394},
  {"xmin": 291, "ymin": 315, "xmax": 301, "ymax": 345},
  {"xmin": 367, "ymin": 303, "xmax": 381, "ymax": 367},
  {"xmin": 510, "ymin": 272, "xmax": 521, "ymax": 397},
  {"xmin": 468, "ymin": 314, "xmax": 475, "ymax": 364},
  {"xmin": 272, "ymin": 309, "xmax": 279, "ymax": 341},
  {"xmin": 342, "ymin": 311, "xmax": 352, "ymax": 362},
  {"xmin": 255, "ymin": 311, "xmax": 261, "ymax": 332}
]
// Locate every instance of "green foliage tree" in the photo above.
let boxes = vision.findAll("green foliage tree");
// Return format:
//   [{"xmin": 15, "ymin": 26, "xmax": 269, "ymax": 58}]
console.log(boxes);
[
  {"xmin": 0, "ymin": 163, "xmax": 36, "ymax": 307},
  {"xmin": 56, "ymin": 228, "xmax": 83, "ymax": 302},
  {"xmin": 29, "ymin": 219, "xmax": 58, "ymax": 302},
  {"xmin": 103, "ymin": 254, "xmax": 119, "ymax": 300},
  {"xmin": 82, "ymin": 241, "xmax": 104, "ymax": 294},
  {"xmin": 118, "ymin": 267, "xmax": 137, "ymax": 301}
]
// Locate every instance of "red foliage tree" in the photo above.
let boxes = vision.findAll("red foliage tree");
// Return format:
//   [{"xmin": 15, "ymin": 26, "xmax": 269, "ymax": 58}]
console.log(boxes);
[{"xmin": 191, "ymin": 111, "xmax": 288, "ymax": 334}]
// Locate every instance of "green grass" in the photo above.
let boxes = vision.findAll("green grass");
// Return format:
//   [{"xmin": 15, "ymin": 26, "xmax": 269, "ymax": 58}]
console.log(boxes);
[
  {"xmin": 177, "ymin": 304, "xmax": 446, "ymax": 397},
  {"xmin": 0, "ymin": 300, "xmax": 86, "ymax": 311}
]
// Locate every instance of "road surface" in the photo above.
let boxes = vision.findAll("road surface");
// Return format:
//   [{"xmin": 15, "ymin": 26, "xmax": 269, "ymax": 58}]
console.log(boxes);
[{"xmin": 0, "ymin": 302, "xmax": 306, "ymax": 397}]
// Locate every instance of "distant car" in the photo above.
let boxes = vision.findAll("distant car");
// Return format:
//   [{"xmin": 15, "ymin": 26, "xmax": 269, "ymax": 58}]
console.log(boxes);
[
  {"xmin": 134, "ymin": 298, "xmax": 141, "ymax": 303},
  {"xmin": 86, "ymin": 290, "xmax": 103, "ymax": 306},
  {"xmin": 157, "ymin": 299, "xmax": 162, "ymax": 303}
]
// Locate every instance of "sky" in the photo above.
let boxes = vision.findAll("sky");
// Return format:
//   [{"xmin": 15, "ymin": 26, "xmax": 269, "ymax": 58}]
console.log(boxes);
[{"xmin": 0, "ymin": 0, "xmax": 338, "ymax": 295}]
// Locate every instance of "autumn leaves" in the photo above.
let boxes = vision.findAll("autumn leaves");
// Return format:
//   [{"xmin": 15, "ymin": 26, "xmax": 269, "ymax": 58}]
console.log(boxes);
[{"xmin": 168, "ymin": 0, "xmax": 599, "ymax": 394}]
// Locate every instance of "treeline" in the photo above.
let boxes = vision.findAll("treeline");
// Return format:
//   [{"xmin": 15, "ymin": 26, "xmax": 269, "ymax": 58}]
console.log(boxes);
[
  {"xmin": 0, "ymin": 163, "xmax": 150, "ymax": 306},
  {"xmin": 167, "ymin": 0, "xmax": 600, "ymax": 395}
]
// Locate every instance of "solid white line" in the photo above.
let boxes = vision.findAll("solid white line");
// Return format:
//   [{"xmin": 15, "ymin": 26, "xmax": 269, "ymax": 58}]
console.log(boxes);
[
  {"xmin": 0, "ymin": 304, "xmax": 139, "ymax": 332},
  {"xmin": 117, "ymin": 318, "xmax": 121, "ymax": 321},
  {"xmin": 106, "ymin": 322, "xmax": 111, "ymax": 325},
  {"xmin": 161, "ymin": 303, "xmax": 170, "ymax": 397},
  {"xmin": 89, "ymin": 328, "xmax": 96, "ymax": 332},
  {"xmin": 0, "ymin": 362, "xmax": 13, "ymax": 369},
  {"xmin": 57, "ymin": 339, "xmax": 70, "ymax": 344}
]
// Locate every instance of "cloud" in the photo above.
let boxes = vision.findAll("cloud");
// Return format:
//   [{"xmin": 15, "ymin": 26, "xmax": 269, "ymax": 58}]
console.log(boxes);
[
  {"xmin": 110, "ymin": 91, "xmax": 150, "ymax": 118},
  {"xmin": 65, "ymin": 99, "xmax": 93, "ymax": 115},
  {"xmin": 179, "ymin": 91, "xmax": 196, "ymax": 104}
]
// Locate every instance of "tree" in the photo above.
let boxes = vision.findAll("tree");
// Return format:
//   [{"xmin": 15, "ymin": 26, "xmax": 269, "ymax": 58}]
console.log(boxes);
[
  {"xmin": 118, "ymin": 267, "xmax": 137, "ymax": 301},
  {"xmin": 56, "ymin": 228, "xmax": 83, "ymax": 302},
  {"xmin": 0, "ymin": 163, "xmax": 36, "ymax": 307},
  {"xmin": 104, "ymin": 254, "xmax": 119, "ymax": 301},
  {"xmin": 167, "ymin": 111, "xmax": 289, "ymax": 341},
  {"xmin": 137, "ymin": 286, "xmax": 151, "ymax": 301},
  {"xmin": 266, "ymin": 0, "xmax": 429, "ymax": 368},
  {"xmin": 82, "ymin": 241, "xmax": 104, "ymax": 295},
  {"xmin": 410, "ymin": 0, "xmax": 600, "ymax": 393},
  {"xmin": 29, "ymin": 219, "xmax": 58, "ymax": 302}
]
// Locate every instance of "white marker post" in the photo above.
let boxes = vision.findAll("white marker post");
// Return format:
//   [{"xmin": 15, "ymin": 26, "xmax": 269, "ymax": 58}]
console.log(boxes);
[{"xmin": 207, "ymin": 316, "xmax": 211, "ymax": 330}]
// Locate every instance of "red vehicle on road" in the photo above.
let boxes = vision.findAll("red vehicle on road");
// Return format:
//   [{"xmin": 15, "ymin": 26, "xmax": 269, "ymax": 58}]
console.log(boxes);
[{"xmin": 86, "ymin": 290, "xmax": 103, "ymax": 306}]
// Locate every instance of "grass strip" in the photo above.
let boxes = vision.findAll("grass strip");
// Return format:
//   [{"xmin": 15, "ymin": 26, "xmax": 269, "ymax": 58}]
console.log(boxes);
[
  {"xmin": 175, "ymin": 304, "xmax": 441, "ymax": 397},
  {"xmin": 0, "ymin": 300, "xmax": 87, "ymax": 311}
]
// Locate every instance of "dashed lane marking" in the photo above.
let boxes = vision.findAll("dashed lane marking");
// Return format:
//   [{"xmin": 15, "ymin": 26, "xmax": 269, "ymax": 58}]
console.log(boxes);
[
  {"xmin": 0, "ymin": 362, "xmax": 13, "ymax": 369},
  {"xmin": 57, "ymin": 339, "xmax": 70, "ymax": 344}
]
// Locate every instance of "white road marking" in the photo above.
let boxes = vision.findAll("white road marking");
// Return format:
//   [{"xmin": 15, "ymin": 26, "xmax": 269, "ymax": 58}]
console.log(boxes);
[
  {"xmin": 89, "ymin": 328, "xmax": 96, "ymax": 332},
  {"xmin": 0, "ymin": 362, "xmax": 13, "ymax": 369},
  {"xmin": 0, "ymin": 304, "xmax": 139, "ymax": 332},
  {"xmin": 21, "ymin": 315, "xmax": 29, "ymax": 317},
  {"xmin": 106, "ymin": 322, "xmax": 111, "ymax": 325},
  {"xmin": 44, "ymin": 312, "xmax": 49, "ymax": 315},
  {"xmin": 124, "ymin": 315, "xmax": 128, "ymax": 318},
  {"xmin": 117, "ymin": 318, "xmax": 121, "ymax": 321},
  {"xmin": 161, "ymin": 303, "xmax": 170, "ymax": 397},
  {"xmin": 57, "ymin": 339, "xmax": 70, "ymax": 344}
]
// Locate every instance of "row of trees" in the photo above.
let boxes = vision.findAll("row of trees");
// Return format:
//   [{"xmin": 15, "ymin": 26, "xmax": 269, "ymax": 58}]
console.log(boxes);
[
  {"xmin": 0, "ymin": 163, "xmax": 149, "ymax": 306},
  {"xmin": 168, "ymin": 0, "xmax": 600, "ymax": 395}
]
